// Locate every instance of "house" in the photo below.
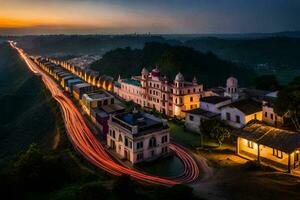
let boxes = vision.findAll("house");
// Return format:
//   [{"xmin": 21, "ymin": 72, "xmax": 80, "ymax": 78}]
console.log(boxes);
[
  {"xmin": 81, "ymin": 90, "xmax": 115, "ymax": 116},
  {"xmin": 234, "ymin": 121, "xmax": 300, "ymax": 172},
  {"xmin": 220, "ymin": 99, "xmax": 262, "ymax": 128},
  {"xmin": 73, "ymin": 83, "xmax": 95, "ymax": 100},
  {"xmin": 262, "ymin": 91, "xmax": 284, "ymax": 127},
  {"xmin": 114, "ymin": 67, "xmax": 204, "ymax": 118},
  {"xmin": 91, "ymin": 109, "xmax": 109, "ymax": 137},
  {"xmin": 107, "ymin": 110, "xmax": 170, "ymax": 164},
  {"xmin": 200, "ymin": 96, "xmax": 232, "ymax": 113},
  {"xmin": 184, "ymin": 108, "xmax": 220, "ymax": 133}
]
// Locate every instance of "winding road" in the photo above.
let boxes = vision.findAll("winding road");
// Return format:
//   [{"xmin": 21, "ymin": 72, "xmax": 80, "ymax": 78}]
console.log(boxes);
[{"xmin": 10, "ymin": 41, "xmax": 201, "ymax": 185}]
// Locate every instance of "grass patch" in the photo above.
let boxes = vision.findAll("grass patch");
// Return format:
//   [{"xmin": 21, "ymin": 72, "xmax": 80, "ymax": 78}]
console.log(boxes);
[{"xmin": 168, "ymin": 121, "xmax": 218, "ymax": 149}]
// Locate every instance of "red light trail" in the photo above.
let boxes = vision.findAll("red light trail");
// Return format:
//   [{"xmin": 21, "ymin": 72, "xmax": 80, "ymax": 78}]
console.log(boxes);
[{"xmin": 10, "ymin": 41, "xmax": 200, "ymax": 185}]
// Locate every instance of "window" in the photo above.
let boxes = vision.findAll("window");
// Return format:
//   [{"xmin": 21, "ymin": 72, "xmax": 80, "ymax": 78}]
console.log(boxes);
[
  {"xmin": 161, "ymin": 135, "xmax": 168, "ymax": 143},
  {"xmin": 270, "ymin": 113, "xmax": 274, "ymax": 120},
  {"xmin": 236, "ymin": 115, "xmax": 241, "ymax": 123},
  {"xmin": 188, "ymin": 89, "xmax": 190, "ymax": 94},
  {"xmin": 254, "ymin": 114, "xmax": 257, "ymax": 120},
  {"xmin": 149, "ymin": 137, "xmax": 157, "ymax": 148},
  {"xmin": 137, "ymin": 141, "xmax": 143, "ymax": 149},
  {"xmin": 264, "ymin": 112, "xmax": 268, "ymax": 118},
  {"xmin": 273, "ymin": 149, "xmax": 283, "ymax": 159},
  {"xmin": 161, "ymin": 146, "xmax": 168, "ymax": 154},
  {"xmin": 137, "ymin": 153, "xmax": 144, "ymax": 160},
  {"xmin": 190, "ymin": 97, "xmax": 193, "ymax": 102},
  {"xmin": 226, "ymin": 112, "xmax": 231, "ymax": 121},
  {"xmin": 189, "ymin": 115, "xmax": 194, "ymax": 121},
  {"xmin": 247, "ymin": 140, "xmax": 254, "ymax": 149}
]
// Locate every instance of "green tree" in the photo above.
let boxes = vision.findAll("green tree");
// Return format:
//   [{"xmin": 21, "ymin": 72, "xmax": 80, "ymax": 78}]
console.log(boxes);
[
  {"xmin": 255, "ymin": 75, "xmax": 280, "ymax": 91},
  {"xmin": 274, "ymin": 76, "xmax": 300, "ymax": 131},
  {"xmin": 200, "ymin": 119, "xmax": 231, "ymax": 146}
]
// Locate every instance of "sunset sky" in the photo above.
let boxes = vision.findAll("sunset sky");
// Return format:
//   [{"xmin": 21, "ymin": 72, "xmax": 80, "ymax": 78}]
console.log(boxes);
[{"xmin": 1, "ymin": 0, "xmax": 300, "ymax": 35}]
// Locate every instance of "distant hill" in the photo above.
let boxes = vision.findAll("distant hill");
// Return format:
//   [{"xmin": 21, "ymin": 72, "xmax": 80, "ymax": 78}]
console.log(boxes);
[
  {"xmin": 16, "ymin": 35, "xmax": 180, "ymax": 56},
  {"xmin": 0, "ymin": 42, "xmax": 57, "ymax": 166},
  {"xmin": 184, "ymin": 37, "xmax": 300, "ymax": 68},
  {"xmin": 90, "ymin": 42, "xmax": 256, "ymax": 87}
]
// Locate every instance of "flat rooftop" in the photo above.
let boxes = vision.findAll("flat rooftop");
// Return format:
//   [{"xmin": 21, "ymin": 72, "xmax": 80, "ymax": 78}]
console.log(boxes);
[
  {"xmin": 85, "ymin": 91, "xmax": 112, "ymax": 100},
  {"xmin": 112, "ymin": 111, "xmax": 168, "ymax": 136}
]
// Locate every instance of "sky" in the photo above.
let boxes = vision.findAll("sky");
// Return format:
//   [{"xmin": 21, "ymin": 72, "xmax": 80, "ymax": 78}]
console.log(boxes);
[{"xmin": 0, "ymin": 0, "xmax": 300, "ymax": 35}]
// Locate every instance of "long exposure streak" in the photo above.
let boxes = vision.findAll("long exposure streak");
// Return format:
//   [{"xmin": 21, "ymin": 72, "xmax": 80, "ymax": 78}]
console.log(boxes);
[{"xmin": 9, "ymin": 41, "xmax": 200, "ymax": 185}]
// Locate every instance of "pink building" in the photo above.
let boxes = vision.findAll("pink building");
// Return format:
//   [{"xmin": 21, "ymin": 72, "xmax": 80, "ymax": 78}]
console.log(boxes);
[{"xmin": 114, "ymin": 67, "xmax": 204, "ymax": 118}]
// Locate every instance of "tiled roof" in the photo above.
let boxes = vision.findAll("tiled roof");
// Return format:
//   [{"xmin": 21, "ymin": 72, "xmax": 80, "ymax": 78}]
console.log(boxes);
[
  {"xmin": 201, "ymin": 96, "xmax": 231, "ymax": 104},
  {"xmin": 234, "ymin": 121, "xmax": 300, "ymax": 153},
  {"xmin": 221, "ymin": 99, "xmax": 262, "ymax": 115},
  {"xmin": 184, "ymin": 108, "xmax": 220, "ymax": 119}
]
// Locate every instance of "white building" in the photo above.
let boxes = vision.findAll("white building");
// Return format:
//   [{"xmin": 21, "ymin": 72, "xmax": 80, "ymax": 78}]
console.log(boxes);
[
  {"xmin": 224, "ymin": 76, "xmax": 239, "ymax": 101},
  {"xmin": 220, "ymin": 99, "xmax": 263, "ymax": 128},
  {"xmin": 184, "ymin": 96, "xmax": 231, "ymax": 133},
  {"xmin": 262, "ymin": 91, "xmax": 284, "ymax": 127},
  {"xmin": 200, "ymin": 96, "xmax": 232, "ymax": 113},
  {"xmin": 107, "ymin": 110, "xmax": 170, "ymax": 164},
  {"xmin": 184, "ymin": 109, "xmax": 220, "ymax": 133}
]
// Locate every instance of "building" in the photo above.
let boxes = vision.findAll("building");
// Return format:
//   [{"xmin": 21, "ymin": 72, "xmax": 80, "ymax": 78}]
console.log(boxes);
[
  {"xmin": 262, "ymin": 91, "xmax": 284, "ymax": 127},
  {"xmin": 234, "ymin": 121, "xmax": 300, "ymax": 172},
  {"xmin": 81, "ymin": 90, "xmax": 115, "ymax": 115},
  {"xmin": 73, "ymin": 83, "xmax": 95, "ymax": 100},
  {"xmin": 114, "ymin": 67, "xmax": 204, "ymax": 118},
  {"xmin": 184, "ymin": 96, "xmax": 231, "ymax": 133},
  {"xmin": 91, "ymin": 109, "xmax": 109, "ymax": 136},
  {"xmin": 184, "ymin": 108, "xmax": 220, "ymax": 133},
  {"xmin": 220, "ymin": 99, "xmax": 262, "ymax": 128},
  {"xmin": 200, "ymin": 96, "xmax": 232, "ymax": 113},
  {"xmin": 224, "ymin": 76, "xmax": 239, "ymax": 101},
  {"xmin": 107, "ymin": 110, "xmax": 170, "ymax": 164}
]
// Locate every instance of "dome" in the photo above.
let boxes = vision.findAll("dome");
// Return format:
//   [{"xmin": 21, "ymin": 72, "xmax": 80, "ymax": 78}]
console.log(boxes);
[
  {"xmin": 141, "ymin": 67, "xmax": 148, "ymax": 74},
  {"xmin": 151, "ymin": 67, "xmax": 161, "ymax": 77},
  {"xmin": 226, "ymin": 76, "xmax": 238, "ymax": 88},
  {"xmin": 175, "ymin": 72, "xmax": 184, "ymax": 82}
]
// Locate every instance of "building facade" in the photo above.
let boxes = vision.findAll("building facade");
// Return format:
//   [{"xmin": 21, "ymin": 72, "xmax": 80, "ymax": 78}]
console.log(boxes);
[
  {"xmin": 107, "ymin": 110, "xmax": 170, "ymax": 164},
  {"xmin": 114, "ymin": 67, "xmax": 204, "ymax": 118},
  {"xmin": 220, "ymin": 99, "xmax": 263, "ymax": 128}
]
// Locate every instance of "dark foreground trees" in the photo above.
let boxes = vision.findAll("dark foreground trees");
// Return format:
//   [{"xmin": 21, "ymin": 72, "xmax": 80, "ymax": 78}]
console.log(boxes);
[
  {"xmin": 200, "ymin": 119, "xmax": 232, "ymax": 146},
  {"xmin": 274, "ymin": 76, "xmax": 300, "ymax": 131}
]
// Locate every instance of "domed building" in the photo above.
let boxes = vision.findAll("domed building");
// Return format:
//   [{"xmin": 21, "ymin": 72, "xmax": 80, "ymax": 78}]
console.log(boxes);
[{"xmin": 114, "ymin": 67, "xmax": 204, "ymax": 118}]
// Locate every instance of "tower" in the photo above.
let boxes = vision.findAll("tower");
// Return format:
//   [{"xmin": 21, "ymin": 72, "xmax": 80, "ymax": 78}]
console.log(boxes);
[
  {"xmin": 141, "ymin": 67, "xmax": 148, "ymax": 88},
  {"xmin": 224, "ymin": 76, "xmax": 239, "ymax": 100}
]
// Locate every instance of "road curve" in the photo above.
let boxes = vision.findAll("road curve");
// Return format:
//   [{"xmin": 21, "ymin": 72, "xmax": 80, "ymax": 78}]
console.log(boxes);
[{"xmin": 10, "ymin": 42, "xmax": 200, "ymax": 185}]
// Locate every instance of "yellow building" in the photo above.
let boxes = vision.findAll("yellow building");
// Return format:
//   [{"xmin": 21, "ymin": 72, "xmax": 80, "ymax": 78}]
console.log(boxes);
[{"xmin": 235, "ymin": 121, "xmax": 300, "ymax": 172}]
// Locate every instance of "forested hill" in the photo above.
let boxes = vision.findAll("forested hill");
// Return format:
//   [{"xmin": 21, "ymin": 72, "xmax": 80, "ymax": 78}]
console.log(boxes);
[
  {"xmin": 90, "ymin": 42, "xmax": 256, "ymax": 87},
  {"xmin": 0, "ymin": 42, "xmax": 58, "ymax": 166},
  {"xmin": 184, "ymin": 37, "xmax": 300, "ymax": 68},
  {"xmin": 17, "ymin": 35, "xmax": 179, "ymax": 56}
]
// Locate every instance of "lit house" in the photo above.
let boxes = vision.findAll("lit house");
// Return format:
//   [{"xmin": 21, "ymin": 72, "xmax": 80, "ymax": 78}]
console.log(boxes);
[
  {"xmin": 114, "ymin": 67, "xmax": 204, "ymax": 118},
  {"xmin": 220, "ymin": 99, "xmax": 262, "ymax": 128},
  {"xmin": 107, "ymin": 110, "xmax": 170, "ymax": 164},
  {"xmin": 184, "ymin": 96, "xmax": 231, "ymax": 133},
  {"xmin": 81, "ymin": 90, "xmax": 115, "ymax": 116},
  {"xmin": 73, "ymin": 83, "xmax": 96, "ymax": 100},
  {"xmin": 234, "ymin": 121, "xmax": 300, "ymax": 172}
]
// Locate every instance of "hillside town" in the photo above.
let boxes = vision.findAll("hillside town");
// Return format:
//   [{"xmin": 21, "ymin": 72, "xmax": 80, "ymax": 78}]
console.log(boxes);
[{"xmin": 31, "ymin": 53, "xmax": 300, "ymax": 175}]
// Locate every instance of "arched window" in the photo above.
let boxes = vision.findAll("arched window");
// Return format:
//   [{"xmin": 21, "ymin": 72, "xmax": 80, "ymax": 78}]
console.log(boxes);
[{"xmin": 149, "ymin": 137, "xmax": 156, "ymax": 148}]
